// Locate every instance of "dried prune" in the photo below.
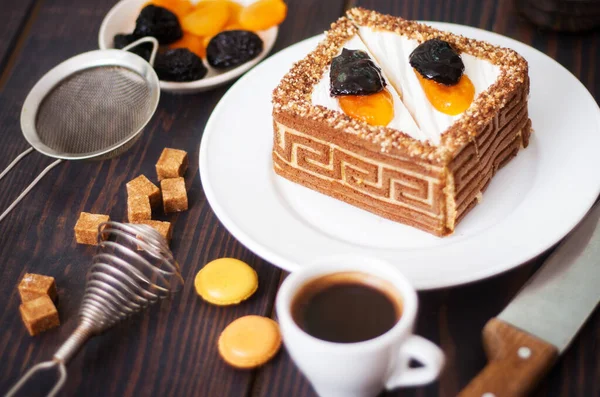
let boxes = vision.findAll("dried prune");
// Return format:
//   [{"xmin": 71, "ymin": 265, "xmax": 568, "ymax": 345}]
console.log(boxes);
[
  {"xmin": 409, "ymin": 39, "xmax": 464, "ymax": 86},
  {"xmin": 154, "ymin": 48, "xmax": 207, "ymax": 82},
  {"xmin": 114, "ymin": 34, "xmax": 133, "ymax": 49},
  {"xmin": 150, "ymin": 0, "xmax": 193, "ymax": 20},
  {"xmin": 113, "ymin": 34, "xmax": 153, "ymax": 62},
  {"xmin": 133, "ymin": 5, "xmax": 183, "ymax": 45},
  {"xmin": 206, "ymin": 30, "xmax": 263, "ymax": 69},
  {"xmin": 330, "ymin": 48, "xmax": 386, "ymax": 96}
]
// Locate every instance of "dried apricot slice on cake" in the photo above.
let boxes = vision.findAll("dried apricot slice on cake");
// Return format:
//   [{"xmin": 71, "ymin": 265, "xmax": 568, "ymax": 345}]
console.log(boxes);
[
  {"xmin": 338, "ymin": 89, "xmax": 395, "ymax": 127},
  {"xmin": 409, "ymin": 38, "xmax": 475, "ymax": 116}
]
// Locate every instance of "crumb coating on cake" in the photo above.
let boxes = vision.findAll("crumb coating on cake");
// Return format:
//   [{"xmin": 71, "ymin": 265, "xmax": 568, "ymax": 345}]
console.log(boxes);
[{"xmin": 272, "ymin": 8, "xmax": 529, "ymax": 165}]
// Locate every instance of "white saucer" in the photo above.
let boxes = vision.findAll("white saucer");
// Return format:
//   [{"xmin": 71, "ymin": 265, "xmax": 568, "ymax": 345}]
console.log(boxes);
[
  {"xmin": 98, "ymin": 0, "xmax": 278, "ymax": 94},
  {"xmin": 199, "ymin": 23, "xmax": 600, "ymax": 289}
]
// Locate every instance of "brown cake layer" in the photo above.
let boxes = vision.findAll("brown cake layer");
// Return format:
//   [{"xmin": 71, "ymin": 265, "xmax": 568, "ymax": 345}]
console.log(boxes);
[
  {"xmin": 272, "ymin": 9, "xmax": 532, "ymax": 236},
  {"xmin": 273, "ymin": 117, "xmax": 449, "ymax": 234}
]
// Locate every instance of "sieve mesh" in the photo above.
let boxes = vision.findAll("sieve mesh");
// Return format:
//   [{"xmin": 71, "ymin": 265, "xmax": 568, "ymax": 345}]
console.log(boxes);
[{"xmin": 35, "ymin": 66, "xmax": 155, "ymax": 156}]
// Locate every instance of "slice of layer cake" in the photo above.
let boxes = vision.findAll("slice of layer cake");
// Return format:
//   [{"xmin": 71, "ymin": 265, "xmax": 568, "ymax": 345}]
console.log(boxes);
[
  {"xmin": 272, "ymin": 8, "xmax": 531, "ymax": 236},
  {"xmin": 310, "ymin": 34, "xmax": 423, "ymax": 140}
]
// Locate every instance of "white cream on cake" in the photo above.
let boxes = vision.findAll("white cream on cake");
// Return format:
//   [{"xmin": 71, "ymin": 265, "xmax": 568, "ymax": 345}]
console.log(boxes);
[
  {"xmin": 311, "ymin": 29, "xmax": 501, "ymax": 146},
  {"xmin": 358, "ymin": 27, "xmax": 501, "ymax": 145},
  {"xmin": 311, "ymin": 35, "xmax": 426, "ymax": 141}
]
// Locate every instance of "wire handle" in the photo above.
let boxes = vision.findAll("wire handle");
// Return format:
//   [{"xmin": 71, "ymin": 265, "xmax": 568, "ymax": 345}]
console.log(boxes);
[
  {"xmin": 5, "ymin": 325, "xmax": 93, "ymax": 397},
  {"xmin": 122, "ymin": 36, "xmax": 159, "ymax": 66},
  {"xmin": 0, "ymin": 147, "xmax": 33, "ymax": 182},
  {"xmin": 0, "ymin": 149, "xmax": 62, "ymax": 223},
  {"xmin": 5, "ymin": 360, "xmax": 67, "ymax": 397}
]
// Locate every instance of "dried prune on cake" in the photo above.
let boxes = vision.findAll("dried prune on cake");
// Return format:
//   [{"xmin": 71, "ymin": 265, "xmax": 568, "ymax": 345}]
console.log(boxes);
[
  {"xmin": 206, "ymin": 30, "xmax": 263, "ymax": 69},
  {"xmin": 154, "ymin": 48, "xmax": 207, "ymax": 82},
  {"xmin": 409, "ymin": 38, "xmax": 464, "ymax": 86},
  {"xmin": 133, "ymin": 5, "xmax": 183, "ymax": 45},
  {"xmin": 113, "ymin": 34, "xmax": 153, "ymax": 62},
  {"xmin": 329, "ymin": 48, "xmax": 386, "ymax": 96}
]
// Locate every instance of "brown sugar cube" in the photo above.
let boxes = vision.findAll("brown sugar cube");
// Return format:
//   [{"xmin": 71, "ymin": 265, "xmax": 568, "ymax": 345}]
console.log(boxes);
[
  {"xmin": 18, "ymin": 273, "xmax": 57, "ymax": 303},
  {"xmin": 156, "ymin": 148, "xmax": 188, "ymax": 181},
  {"xmin": 161, "ymin": 177, "xmax": 188, "ymax": 213},
  {"xmin": 74, "ymin": 212, "xmax": 110, "ymax": 245},
  {"xmin": 135, "ymin": 220, "xmax": 173, "ymax": 241},
  {"xmin": 126, "ymin": 175, "xmax": 161, "ymax": 208},
  {"xmin": 128, "ymin": 195, "xmax": 151, "ymax": 222},
  {"xmin": 19, "ymin": 296, "xmax": 60, "ymax": 336}
]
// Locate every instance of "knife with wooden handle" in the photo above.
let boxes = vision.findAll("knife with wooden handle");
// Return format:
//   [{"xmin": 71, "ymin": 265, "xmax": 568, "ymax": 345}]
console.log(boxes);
[{"xmin": 459, "ymin": 201, "xmax": 600, "ymax": 397}]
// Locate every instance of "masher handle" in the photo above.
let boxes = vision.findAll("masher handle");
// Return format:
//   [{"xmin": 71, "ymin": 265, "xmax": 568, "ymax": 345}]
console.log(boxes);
[
  {"xmin": 5, "ymin": 360, "xmax": 67, "ymax": 397},
  {"xmin": 5, "ymin": 325, "xmax": 92, "ymax": 397}
]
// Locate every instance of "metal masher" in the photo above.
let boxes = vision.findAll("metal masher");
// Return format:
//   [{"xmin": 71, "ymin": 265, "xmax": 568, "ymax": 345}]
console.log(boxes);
[
  {"xmin": 6, "ymin": 222, "xmax": 184, "ymax": 397},
  {"xmin": 0, "ymin": 37, "xmax": 161, "ymax": 223}
]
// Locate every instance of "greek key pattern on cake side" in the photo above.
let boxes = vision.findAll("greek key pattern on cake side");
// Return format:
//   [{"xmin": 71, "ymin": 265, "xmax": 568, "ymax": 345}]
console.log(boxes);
[
  {"xmin": 455, "ymin": 87, "xmax": 528, "ymax": 191},
  {"xmin": 273, "ymin": 123, "xmax": 444, "ymax": 217},
  {"xmin": 477, "ymin": 88, "xmax": 527, "ymax": 155},
  {"xmin": 452, "ymin": 87, "xmax": 529, "ymax": 212}
]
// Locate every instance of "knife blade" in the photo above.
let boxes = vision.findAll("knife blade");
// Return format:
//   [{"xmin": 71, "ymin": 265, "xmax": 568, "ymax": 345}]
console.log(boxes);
[{"xmin": 459, "ymin": 201, "xmax": 600, "ymax": 397}]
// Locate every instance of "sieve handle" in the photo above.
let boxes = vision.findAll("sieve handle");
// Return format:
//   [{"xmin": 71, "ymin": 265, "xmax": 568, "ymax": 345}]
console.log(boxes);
[
  {"xmin": 0, "ymin": 147, "xmax": 34, "ymax": 182},
  {"xmin": 0, "ymin": 154, "xmax": 62, "ymax": 223},
  {"xmin": 122, "ymin": 36, "xmax": 159, "ymax": 66}
]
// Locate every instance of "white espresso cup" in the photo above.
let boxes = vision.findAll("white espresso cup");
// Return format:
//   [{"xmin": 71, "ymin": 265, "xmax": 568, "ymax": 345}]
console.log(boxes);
[{"xmin": 276, "ymin": 255, "xmax": 445, "ymax": 397}]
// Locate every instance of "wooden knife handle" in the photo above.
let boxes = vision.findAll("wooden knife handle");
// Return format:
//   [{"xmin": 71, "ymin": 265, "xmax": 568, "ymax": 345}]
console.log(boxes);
[{"xmin": 458, "ymin": 318, "xmax": 559, "ymax": 397}]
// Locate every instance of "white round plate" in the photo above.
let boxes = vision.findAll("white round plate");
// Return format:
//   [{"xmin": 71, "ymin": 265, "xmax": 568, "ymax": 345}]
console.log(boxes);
[
  {"xmin": 199, "ymin": 23, "xmax": 600, "ymax": 290},
  {"xmin": 99, "ymin": 0, "xmax": 278, "ymax": 94}
]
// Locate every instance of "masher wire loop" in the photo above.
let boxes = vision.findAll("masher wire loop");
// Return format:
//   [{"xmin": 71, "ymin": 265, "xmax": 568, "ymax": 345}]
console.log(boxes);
[
  {"xmin": 0, "ymin": 37, "xmax": 160, "ymax": 224},
  {"xmin": 6, "ymin": 221, "xmax": 183, "ymax": 397}
]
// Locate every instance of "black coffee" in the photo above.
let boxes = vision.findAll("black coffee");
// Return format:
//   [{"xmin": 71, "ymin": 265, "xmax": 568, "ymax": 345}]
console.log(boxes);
[{"xmin": 291, "ymin": 272, "xmax": 402, "ymax": 343}]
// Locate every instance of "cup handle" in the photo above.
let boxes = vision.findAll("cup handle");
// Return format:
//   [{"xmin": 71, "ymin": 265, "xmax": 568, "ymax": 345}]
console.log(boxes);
[{"xmin": 385, "ymin": 335, "xmax": 445, "ymax": 389}]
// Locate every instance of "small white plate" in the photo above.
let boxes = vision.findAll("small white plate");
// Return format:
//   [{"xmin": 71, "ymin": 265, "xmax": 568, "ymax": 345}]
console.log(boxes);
[
  {"xmin": 199, "ymin": 23, "xmax": 600, "ymax": 290},
  {"xmin": 98, "ymin": 0, "xmax": 278, "ymax": 94}
]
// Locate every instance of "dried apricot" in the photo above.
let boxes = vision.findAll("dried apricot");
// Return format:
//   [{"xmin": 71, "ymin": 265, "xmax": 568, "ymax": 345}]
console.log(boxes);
[
  {"xmin": 149, "ymin": 0, "xmax": 193, "ymax": 20},
  {"xmin": 415, "ymin": 71, "xmax": 475, "ymax": 116},
  {"xmin": 170, "ymin": 32, "xmax": 206, "ymax": 58},
  {"xmin": 338, "ymin": 89, "xmax": 395, "ymax": 127},
  {"xmin": 219, "ymin": 0, "xmax": 243, "ymax": 25},
  {"xmin": 181, "ymin": 1, "xmax": 230, "ymax": 37},
  {"xmin": 224, "ymin": 22, "xmax": 243, "ymax": 30},
  {"xmin": 239, "ymin": 0, "xmax": 287, "ymax": 31}
]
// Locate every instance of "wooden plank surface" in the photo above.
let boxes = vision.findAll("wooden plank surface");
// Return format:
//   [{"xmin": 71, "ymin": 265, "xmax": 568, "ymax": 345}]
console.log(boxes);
[
  {"xmin": 0, "ymin": 0, "xmax": 598, "ymax": 396},
  {"xmin": 0, "ymin": 0, "xmax": 343, "ymax": 396},
  {"xmin": 0, "ymin": 0, "xmax": 38, "ymax": 83}
]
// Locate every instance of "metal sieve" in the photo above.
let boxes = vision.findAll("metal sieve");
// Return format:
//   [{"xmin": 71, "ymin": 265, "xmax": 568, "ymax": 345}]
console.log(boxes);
[{"xmin": 0, "ymin": 37, "xmax": 161, "ymax": 222}]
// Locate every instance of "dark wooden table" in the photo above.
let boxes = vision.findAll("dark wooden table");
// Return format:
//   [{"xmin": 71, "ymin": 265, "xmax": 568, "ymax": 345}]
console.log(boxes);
[{"xmin": 0, "ymin": 0, "xmax": 598, "ymax": 396}]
